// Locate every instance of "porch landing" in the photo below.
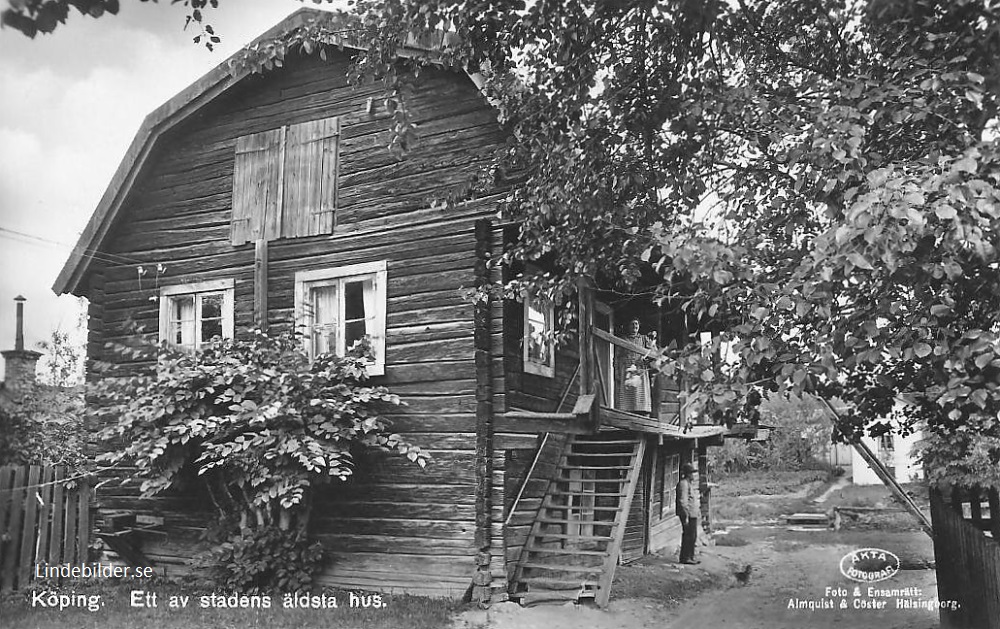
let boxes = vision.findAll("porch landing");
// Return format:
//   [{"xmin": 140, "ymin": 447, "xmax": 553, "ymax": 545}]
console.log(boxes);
[{"xmin": 599, "ymin": 406, "xmax": 727, "ymax": 440}]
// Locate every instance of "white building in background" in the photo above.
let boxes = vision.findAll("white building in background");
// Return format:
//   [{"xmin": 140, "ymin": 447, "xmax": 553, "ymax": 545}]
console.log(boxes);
[
  {"xmin": 824, "ymin": 441, "xmax": 853, "ymax": 474},
  {"xmin": 851, "ymin": 429, "xmax": 924, "ymax": 485}
]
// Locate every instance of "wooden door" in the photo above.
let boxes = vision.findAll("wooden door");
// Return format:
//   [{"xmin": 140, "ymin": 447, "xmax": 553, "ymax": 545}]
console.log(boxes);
[{"xmin": 593, "ymin": 302, "xmax": 614, "ymax": 405}]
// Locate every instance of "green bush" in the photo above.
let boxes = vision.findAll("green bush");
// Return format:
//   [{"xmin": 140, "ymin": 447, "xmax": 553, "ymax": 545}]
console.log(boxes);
[
  {"xmin": 93, "ymin": 331, "xmax": 427, "ymax": 591},
  {"xmin": 207, "ymin": 526, "xmax": 325, "ymax": 593},
  {"xmin": 711, "ymin": 394, "xmax": 836, "ymax": 474},
  {"xmin": 0, "ymin": 387, "xmax": 86, "ymax": 467}
]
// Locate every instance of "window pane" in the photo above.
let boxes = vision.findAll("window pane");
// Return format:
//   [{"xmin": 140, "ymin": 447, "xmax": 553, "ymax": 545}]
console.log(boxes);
[
  {"xmin": 170, "ymin": 295, "xmax": 196, "ymax": 347},
  {"xmin": 200, "ymin": 293, "xmax": 223, "ymax": 344},
  {"xmin": 171, "ymin": 295, "xmax": 195, "ymax": 322},
  {"xmin": 527, "ymin": 321, "xmax": 547, "ymax": 363},
  {"xmin": 526, "ymin": 302, "xmax": 550, "ymax": 365},
  {"xmin": 201, "ymin": 318, "xmax": 223, "ymax": 344},
  {"xmin": 345, "ymin": 320, "xmax": 367, "ymax": 351},
  {"xmin": 344, "ymin": 280, "xmax": 366, "ymax": 320},
  {"xmin": 344, "ymin": 278, "xmax": 376, "ymax": 357},
  {"xmin": 311, "ymin": 284, "xmax": 339, "ymax": 354},
  {"xmin": 528, "ymin": 303, "xmax": 546, "ymax": 326},
  {"xmin": 201, "ymin": 293, "xmax": 222, "ymax": 320}
]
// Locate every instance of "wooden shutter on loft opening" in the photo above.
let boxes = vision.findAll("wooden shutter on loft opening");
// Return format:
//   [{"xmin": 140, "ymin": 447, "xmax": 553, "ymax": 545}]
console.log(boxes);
[
  {"xmin": 281, "ymin": 117, "xmax": 340, "ymax": 239},
  {"xmin": 231, "ymin": 128, "xmax": 285, "ymax": 245}
]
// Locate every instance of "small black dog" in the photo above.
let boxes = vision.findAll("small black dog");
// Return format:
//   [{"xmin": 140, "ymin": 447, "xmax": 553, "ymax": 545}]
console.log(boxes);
[{"xmin": 734, "ymin": 564, "xmax": 753, "ymax": 585}]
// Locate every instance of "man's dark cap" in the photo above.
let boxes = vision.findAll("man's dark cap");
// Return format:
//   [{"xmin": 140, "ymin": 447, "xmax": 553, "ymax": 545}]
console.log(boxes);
[{"xmin": 681, "ymin": 463, "xmax": 695, "ymax": 475}]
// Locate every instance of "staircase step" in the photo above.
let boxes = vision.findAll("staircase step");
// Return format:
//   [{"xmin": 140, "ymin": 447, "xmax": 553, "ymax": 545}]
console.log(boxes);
[
  {"xmin": 567, "ymin": 448, "xmax": 635, "ymax": 455},
  {"xmin": 512, "ymin": 433, "xmax": 646, "ymax": 609},
  {"xmin": 537, "ymin": 516, "xmax": 619, "ymax": 526},
  {"xmin": 550, "ymin": 490, "xmax": 628, "ymax": 497},
  {"xmin": 531, "ymin": 532, "xmax": 614, "ymax": 542},
  {"xmin": 566, "ymin": 455, "xmax": 633, "ymax": 461},
  {"xmin": 522, "ymin": 577, "xmax": 600, "ymax": 589},
  {"xmin": 526, "ymin": 546, "xmax": 608, "ymax": 557},
  {"xmin": 542, "ymin": 501, "xmax": 627, "ymax": 512},
  {"xmin": 520, "ymin": 562, "xmax": 604, "ymax": 574}
]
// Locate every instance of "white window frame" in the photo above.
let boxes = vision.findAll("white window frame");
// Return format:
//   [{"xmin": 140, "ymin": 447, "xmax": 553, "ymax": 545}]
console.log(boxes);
[
  {"xmin": 295, "ymin": 260, "xmax": 387, "ymax": 376},
  {"xmin": 158, "ymin": 279, "xmax": 235, "ymax": 351},
  {"xmin": 523, "ymin": 292, "xmax": 555, "ymax": 378}
]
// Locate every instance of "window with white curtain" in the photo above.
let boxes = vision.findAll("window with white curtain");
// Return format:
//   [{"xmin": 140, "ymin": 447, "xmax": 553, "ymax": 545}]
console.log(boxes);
[
  {"xmin": 295, "ymin": 261, "xmax": 387, "ymax": 375},
  {"xmin": 158, "ymin": 279, "xmax": 235, "ymax": 351},
  {"xmin": 523, "ymin": 292, "xmax": 555, "ymax": 377}
]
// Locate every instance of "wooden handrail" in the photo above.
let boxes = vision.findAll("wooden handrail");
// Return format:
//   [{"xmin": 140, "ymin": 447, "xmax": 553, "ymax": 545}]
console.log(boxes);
[
  {"xmin": 504, "ymin": 433, "xmax": 550, "ymax": 527},
  {"xmin": 592, "ymin": 327, "xmax": 660, "ymax": 361},
  {"xmin": 555, "ymin": 364, "xmax": 580, "ymax": 414}
]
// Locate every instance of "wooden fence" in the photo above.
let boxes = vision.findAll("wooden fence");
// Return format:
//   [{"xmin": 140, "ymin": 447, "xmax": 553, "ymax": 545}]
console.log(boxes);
[
  {"xmin": 930, "ymin": 487, "xmax": 1000, "ymax": 629},
  {"xmin": 0, "ymin": 464, "xmax": 92, "ymax": 592}
]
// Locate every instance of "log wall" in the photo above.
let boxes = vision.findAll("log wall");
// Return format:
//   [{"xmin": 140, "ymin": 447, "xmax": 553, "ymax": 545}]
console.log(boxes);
[{"xmin": 83, "ymin": 50, "xmax": 508, "ymax": 597}]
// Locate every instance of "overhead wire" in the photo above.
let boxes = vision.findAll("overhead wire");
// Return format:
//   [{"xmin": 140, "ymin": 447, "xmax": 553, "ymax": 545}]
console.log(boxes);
[{"xmin": 0, "ymin": 226, "xmax": 151, "ymax": 269}]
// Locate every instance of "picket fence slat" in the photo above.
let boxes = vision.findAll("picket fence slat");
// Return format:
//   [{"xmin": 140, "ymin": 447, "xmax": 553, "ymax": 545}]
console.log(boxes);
[
  {"xmin": 18, "ymin": 465, "xmax": 41, "ymax": 589},
  {"xmin": 64, "ymin": 477, "xmax": 79, "ymax": 568},
  {"xmin": 36, "ymin": 466, "xmax": 54, "ymax": 569},
  {"xmin": 77, "ymin": 481, "xmax": 91, "ymax": 564},
  {"xmin": 49, "ymin": 466, "xmax": 65, "ymax": 566},
  {"xmin": 0, "ymin": 464, "xmax": 92, "ymax": 592},
  {"xmin": 2, "ymin": 466, "xmax": 26, "ymax": 591},
  {"xmin": 0, "ymin": 467, "xmax": 15, "ymax": 592}
]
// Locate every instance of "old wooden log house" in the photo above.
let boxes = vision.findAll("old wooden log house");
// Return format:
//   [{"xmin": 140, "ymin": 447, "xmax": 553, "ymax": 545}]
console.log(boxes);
[{"xmin": 54, "ymin": 9, "xmax": 734, "ymax": 605}]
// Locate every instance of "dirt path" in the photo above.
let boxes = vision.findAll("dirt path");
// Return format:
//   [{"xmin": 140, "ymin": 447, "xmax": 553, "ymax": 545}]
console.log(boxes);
[
  {"xmin": 660, "ymin": 537, "xmax": 938, "ymax": 629},
  {"xmin": 453, "ymin": 530, "xmax": 940, "ymax": 629}
]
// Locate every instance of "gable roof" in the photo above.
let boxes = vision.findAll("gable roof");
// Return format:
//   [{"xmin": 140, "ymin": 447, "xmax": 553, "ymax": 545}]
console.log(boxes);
[{"xmin": 53, "ymin": 8, "xmax": 482, "ymax": 296}]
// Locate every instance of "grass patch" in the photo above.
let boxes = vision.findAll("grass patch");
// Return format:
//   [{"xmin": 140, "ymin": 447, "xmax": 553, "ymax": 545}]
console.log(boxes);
[
  {"xmin": 714, "ymin": 533, "xmax": 750, "ymax": 547},
  {"xmin": 611, "ymin": 562, "xmax": 721, "ymax": 605},
  {"xmin": 830, "ymin": 482, "xmax": 928, "ymax": 509},
  {"xmin": 2, "ymin": 581, "xmax": 461, "ymax": 629},
  {"xmin": 772, "ymin": 540, "xmax": 807, "ymax": 553},
  {"xmin": 712, "ymin": 470, "xmax": 831, "ymax": 523},
  {"xmin": 713, "ymin": 498, "xmax": 803, "ymax": 522},
  {"xmin": 824, "ymin": 482, "xmax": 929, "ymax": 531},
  {"xmin": 715, "ymin": 470, "xmax": 829, "ymax": 497}
]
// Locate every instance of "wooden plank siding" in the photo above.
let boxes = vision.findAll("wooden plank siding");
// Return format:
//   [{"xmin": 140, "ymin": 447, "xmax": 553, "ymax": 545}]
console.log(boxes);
[{"xmin": 81, "ymin": 50, "xmax": 509, "ymax": 596}]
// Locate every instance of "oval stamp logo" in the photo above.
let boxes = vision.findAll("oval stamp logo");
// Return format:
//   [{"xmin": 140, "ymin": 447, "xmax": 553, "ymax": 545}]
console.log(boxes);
[{"xmin": 839, "ymin": 548, "xmax": 900, "ymax": 583}]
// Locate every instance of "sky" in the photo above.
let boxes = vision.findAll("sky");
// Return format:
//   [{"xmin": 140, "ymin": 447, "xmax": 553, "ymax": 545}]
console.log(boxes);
[{"xmin": 0, "ymin": 0, "xmax": 343, "ymax": 378}]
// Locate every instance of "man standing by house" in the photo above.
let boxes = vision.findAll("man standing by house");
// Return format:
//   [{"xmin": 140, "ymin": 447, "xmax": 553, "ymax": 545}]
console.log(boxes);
[{"xmin": 676, "ymin": 462, "xmax": 700, "ymax": 564}]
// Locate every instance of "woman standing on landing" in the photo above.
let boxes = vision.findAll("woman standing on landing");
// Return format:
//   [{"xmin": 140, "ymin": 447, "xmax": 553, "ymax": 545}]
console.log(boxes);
[{"xmin": 615, "ymin": 318, "xmax": 656, "ymax": 415}]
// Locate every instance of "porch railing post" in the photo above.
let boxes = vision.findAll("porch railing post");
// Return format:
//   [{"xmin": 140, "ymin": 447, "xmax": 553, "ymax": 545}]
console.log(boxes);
[{"xmin": 578, "ymin": 278, "xmax": 593, "ymax": 399}]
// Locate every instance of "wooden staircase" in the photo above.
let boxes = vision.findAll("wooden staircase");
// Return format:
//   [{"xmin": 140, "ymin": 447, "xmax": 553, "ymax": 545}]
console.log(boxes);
[{"xmin": 512, "ymin": 434, "xmax": 646, "ymax": 607}]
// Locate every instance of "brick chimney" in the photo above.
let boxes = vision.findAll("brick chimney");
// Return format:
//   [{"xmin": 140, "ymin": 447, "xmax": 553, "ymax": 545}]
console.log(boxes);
[{"xmin": 2, "ymin": 296, "xmax": 41, "ymax": 398}]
